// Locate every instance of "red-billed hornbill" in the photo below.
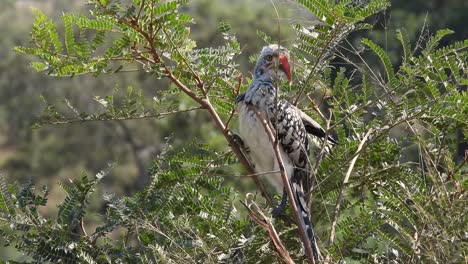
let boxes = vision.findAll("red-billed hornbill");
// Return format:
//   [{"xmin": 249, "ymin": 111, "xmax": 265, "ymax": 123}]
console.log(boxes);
[{"xmin": 235, "ymin": 44, "xmax": 336, "ymax": 261}]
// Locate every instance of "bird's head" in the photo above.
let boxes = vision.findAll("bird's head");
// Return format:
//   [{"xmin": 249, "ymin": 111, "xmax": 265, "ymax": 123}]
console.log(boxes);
[{"xmin": 254, "ymin": 44, "xmax": 292, "ymax": 86}]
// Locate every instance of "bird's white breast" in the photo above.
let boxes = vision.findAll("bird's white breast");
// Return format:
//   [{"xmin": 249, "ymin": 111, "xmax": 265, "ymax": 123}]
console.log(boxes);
[{"xmin": 237, "ymin": 103, "xmax": 293, "ymax": 191}]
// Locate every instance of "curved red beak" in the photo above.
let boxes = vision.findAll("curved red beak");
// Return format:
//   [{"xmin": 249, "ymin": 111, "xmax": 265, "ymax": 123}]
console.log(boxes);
[{"xmin": 279, "ymin": 54, "xmax": 292, "ymax": 86}]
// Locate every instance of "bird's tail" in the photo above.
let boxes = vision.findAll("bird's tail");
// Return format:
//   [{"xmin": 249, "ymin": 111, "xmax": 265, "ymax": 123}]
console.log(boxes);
[{"xmin": 292, "ymin": 177, "xmax": 320, "ymax": 262}]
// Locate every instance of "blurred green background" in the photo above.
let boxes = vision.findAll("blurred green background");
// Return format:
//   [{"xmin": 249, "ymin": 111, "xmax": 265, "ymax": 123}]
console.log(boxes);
[{"xmin": 0, "ymin": 0, "xmax": 466, "ymax": 260}]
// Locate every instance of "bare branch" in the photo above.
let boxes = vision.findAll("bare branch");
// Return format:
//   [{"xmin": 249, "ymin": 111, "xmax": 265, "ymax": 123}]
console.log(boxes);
[
  {"xmin": 319, "ymin": 109, "xmax": 427, "ymax": 187},
  {"xmin": 309, "ymin": 96, "xmax": 334, "ymax": 186},
  {"xmin": 307, "ymin": 95, "xmax": 327, "ymax": 121}
]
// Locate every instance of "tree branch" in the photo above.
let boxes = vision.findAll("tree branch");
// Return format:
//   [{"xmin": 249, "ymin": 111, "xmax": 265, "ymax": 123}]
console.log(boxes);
[
  {"xmin": 254, "ymin": 109, "xmax": 317, "ymax": 264},
  {"xmin": 122, "ymin": 16, "xmax": 274, "ymax": 206}
]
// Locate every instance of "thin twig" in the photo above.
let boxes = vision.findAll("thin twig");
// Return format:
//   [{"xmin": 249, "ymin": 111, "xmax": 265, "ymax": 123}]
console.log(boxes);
[
  {"xmin": 307, "ymin": 95, "xmax": 327, "ymax": 121},
  {"xmin": 310, "ymin": 100, "xmax": 333, "ymax": 189},
  {"xmin": 303, "ymin": 94, "xmax": 335, "ymax": 210},
  {"xmin": 43, "ymin": 107, "xmax": 203, "ymax": 126},
  {"xmin": 328, "ymin": 128, "xmax": 373, "ymax": 246},
  {"xmin": 243, "ymin": 170, "xmax": 281, "ymax": 178},
  {"xmin": 80, "ymin": 218, "xmax": 88, "ymax": 237},
  {"xmin": 161, "ymin": 27, "xmax": 206, "ymax": 94},
  {"xmin": 136, "ymin": 0, "xmax": 145, "ymax": 21},
  {"xmin": 294, "ymin": 23, "xmax": 344, "ymax": 105},
  {"xmin": 225, "ymin": 74, "xmax": 243, "ymax": 130},
  {"xmin": 254, "ymin": 109, "xmax": 316, "ymax": 264},
  {"xmin": 323, "ymin": 109, "xmax": 427, "ymax": 181}
]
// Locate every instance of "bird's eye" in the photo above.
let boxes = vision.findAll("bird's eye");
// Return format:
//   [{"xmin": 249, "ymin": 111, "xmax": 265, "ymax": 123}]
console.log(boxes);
[{"xmin": 265, "ymin": 55, "xmax": 273, "ymax": 61}]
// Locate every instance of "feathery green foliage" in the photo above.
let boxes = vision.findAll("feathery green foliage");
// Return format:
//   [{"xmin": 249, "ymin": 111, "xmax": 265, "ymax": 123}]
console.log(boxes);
[
  {"xmin": 0, "ymin": 144, "xmax": 263, "ymax": 263},
  {"xmin": 291, "ymin": 0, "xmax": 389, "ymax": 102}
]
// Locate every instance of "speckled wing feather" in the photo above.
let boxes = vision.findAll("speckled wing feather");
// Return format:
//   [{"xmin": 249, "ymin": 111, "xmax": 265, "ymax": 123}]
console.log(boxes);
[{"xmin": 294, "ymin": 106, "xmax": 337, "ymax": 144}]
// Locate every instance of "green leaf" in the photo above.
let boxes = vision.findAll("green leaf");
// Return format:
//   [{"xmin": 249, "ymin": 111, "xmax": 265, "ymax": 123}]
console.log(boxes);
[
  {"xmin": 63, "ymin": 14, "xmax": 76, "ymax": 56},
  {"xmin": 31, "ymin": 62, "xmax": 48, "ymax": 72},
  {"xmin": 396, "ymin": 28, "xmax": 411, "ymax": 64},
  {"xmin": 153, "ymin": 1, "xmax": 178, "ymax": 17},
  {"xmin": 362, "ymin": 38, "xmax": 395, "ymax": 85},
  {"xmin": 68, "ymin": 14, "xmax": 114, "ymax": 30},
  {"xmin": 218, "ymin": 21, "xmax": 231, "ymax": 33},
  {"xmin": 31, "ymin": 8, "xmax": 63, "ymax": 52},
  {"xmin": 104, "ymin": 35, "xmax": 131, "ymax": 58},
  {"xmin": 296, "ymin": 0, "xmax": 334, "ymax": 26},
  {"xmin": 423, "ymin": 29, "xmax": 454, "ymax": 55},
  {"xmin": 0, "ymin": 174, "xmax": 15, "ymax": 218}
]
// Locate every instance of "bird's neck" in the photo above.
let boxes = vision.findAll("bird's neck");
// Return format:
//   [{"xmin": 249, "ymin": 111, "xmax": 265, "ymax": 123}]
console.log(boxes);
[
  {"xmin": 253, "ymin": 66, "xmax": 279, "ymax": 84},
  {"xmin": 243, "ymin": 71, "xmax": 279, "ymax": 105}
]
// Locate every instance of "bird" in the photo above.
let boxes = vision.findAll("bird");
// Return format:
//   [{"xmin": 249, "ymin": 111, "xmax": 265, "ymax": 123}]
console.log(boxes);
[{"xmin": 235, "ymin": 44, "xmax": 336, "ymax": 261}]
